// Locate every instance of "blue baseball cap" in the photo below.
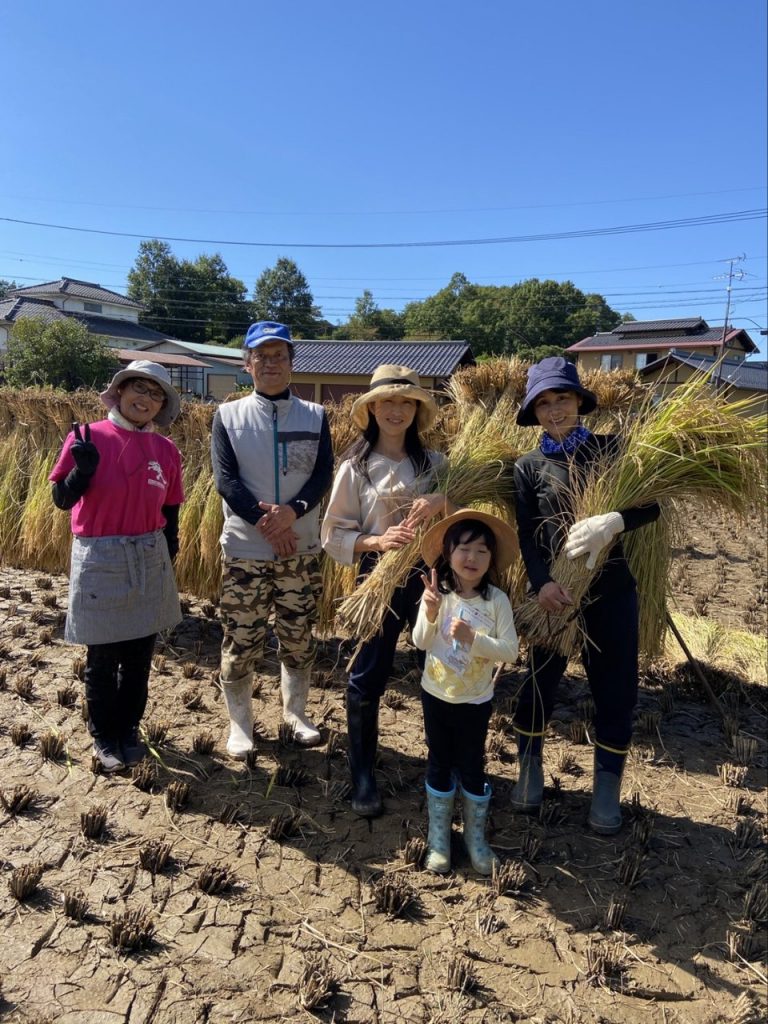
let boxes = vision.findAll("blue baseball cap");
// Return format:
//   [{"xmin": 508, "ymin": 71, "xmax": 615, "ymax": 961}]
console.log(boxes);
[{"xmin": 244, "ymin": 321, "xmax": 293, "ymax": 349}]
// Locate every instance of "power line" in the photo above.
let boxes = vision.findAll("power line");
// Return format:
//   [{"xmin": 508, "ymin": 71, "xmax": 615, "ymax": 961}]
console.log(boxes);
[{"xmin": 1, "ymin": 208, "xmax": 765, "ymax": 249}]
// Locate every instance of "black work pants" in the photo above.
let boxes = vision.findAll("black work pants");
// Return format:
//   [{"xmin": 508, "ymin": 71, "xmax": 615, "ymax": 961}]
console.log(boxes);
[
  {"xmin": 85, "ymin": 633, "xmax": 157, "ymax": 740},
  {"xmin": 421, "ymin": 689, "xmax": 492, "ymax": 796},
  {"xmin": 513, "ymin": 585, "xmax": 639, "ymax": 751},
  {"xmin": 348, "ymin": 553, "xmax": 425, "ymax": 700}
]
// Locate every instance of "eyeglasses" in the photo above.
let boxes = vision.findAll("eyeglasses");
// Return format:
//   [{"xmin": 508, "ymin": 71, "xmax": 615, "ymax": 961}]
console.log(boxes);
[
  {"xmin": 251, "ymin": 353, "xmax": 290, "ymax": 366},
  {"xmin": 128, "ymin": 379, "xmax": 166, "ymax": 402}
]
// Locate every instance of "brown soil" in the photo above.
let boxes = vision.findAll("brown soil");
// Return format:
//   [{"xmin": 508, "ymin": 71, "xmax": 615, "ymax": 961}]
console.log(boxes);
[{"xmin": 0, "ymin": 508, "xmax": 766, "ymax": 1024}]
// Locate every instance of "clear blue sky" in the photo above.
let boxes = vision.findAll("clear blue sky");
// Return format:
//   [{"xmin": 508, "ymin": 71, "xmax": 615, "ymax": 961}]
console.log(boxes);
[{"xmin": 3, "ymin": 0, "xmax": 766, "ymax": 353}]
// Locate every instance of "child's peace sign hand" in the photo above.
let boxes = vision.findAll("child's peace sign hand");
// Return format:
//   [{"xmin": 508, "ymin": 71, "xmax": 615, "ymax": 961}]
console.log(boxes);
[{"xmin": 420, "ymin": 567, "xmax": 441, "ymax": 623}]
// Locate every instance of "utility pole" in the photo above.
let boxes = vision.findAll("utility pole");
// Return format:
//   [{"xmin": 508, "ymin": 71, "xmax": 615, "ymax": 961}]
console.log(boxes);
[{"xmin": 713, "ymin": 254, "xmax": 746, "ymax": 390}]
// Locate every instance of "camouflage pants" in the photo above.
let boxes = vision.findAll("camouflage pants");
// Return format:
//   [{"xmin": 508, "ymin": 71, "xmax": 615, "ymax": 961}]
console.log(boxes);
[{"xmin": 219, "ymin": 555, "xmax": 321, "ymax": 684}]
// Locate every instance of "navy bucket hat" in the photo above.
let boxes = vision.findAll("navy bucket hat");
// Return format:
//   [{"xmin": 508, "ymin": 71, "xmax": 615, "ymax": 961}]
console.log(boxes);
[{"xmin": 516, "ymin": 357, "xmax": 598, "ymax": 426}]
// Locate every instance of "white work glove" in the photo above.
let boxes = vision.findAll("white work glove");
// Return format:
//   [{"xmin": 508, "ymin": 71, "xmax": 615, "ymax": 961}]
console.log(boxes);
[{"xmin": 564, "ymin": 512, "xmax": 624, "ymax": 570}]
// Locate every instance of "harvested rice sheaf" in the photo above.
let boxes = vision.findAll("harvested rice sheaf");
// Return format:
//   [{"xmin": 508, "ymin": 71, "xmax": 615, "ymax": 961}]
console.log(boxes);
[{"xmin": 516, "ymin": 374, "xmax": 768, "ymax": 658}]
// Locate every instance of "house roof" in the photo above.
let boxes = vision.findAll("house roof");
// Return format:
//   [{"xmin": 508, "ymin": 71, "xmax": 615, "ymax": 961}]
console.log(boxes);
[
  {"xmin": 140, "ymin": 338, "xmax": 475, "ymax": 377},
  {"xmin": 567, "ymin": 314, "xmax": 757, "ymax": 354},
  {"xmin": 0, "ymin": 298, "xmax": 181, "ymax": 346},
  {"xmin": 641, "ymin": 349, "xmax": 768, "ymax": 391},
  {"xmin": 568, "ymin": 326, "xmax": 745, "ymax": 352},
  {"xmin": 614, "ymin": 317, "xmax": 706, "ymax": 334},
  {"xmin": 116, "ymin": 349, "xmax": 208, "ymax": 368},
  {"xmin": 292, "ymin": 340, "xmax": 474, "ymax": 377},
  {"xmin": 11, "ymin": 277, "xmax": 141, "ymax": 309}
]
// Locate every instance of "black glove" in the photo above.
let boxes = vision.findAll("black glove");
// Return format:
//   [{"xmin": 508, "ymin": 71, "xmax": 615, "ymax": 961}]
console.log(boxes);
[{"xmin": 70, "ymin": 422, "xmax": 100, "ymax": 477}]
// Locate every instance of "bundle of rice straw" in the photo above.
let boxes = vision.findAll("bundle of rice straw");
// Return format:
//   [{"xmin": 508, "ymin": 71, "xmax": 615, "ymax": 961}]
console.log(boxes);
[
  {"xmin": 335, "ymin": 390, "xmax": 527, "ymax": 652},
  {"xmin": 514, "ymin": 372, "xmax": 768, "ymax": 657}
]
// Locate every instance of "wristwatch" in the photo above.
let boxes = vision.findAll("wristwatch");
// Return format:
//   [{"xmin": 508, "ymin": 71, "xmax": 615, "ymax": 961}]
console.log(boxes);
[{"xmin": 288, "ymin": 498, "xmax": 308, "ymax": 518}]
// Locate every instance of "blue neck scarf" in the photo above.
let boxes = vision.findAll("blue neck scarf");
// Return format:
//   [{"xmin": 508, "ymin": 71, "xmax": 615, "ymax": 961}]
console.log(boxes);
[{"xmin": 540, "ymin": 424, "xmax": 592, "ymax": 455}]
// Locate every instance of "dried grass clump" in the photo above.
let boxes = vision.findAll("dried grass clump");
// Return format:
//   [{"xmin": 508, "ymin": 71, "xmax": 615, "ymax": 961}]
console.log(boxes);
[
  {"xmin": 446, "ymin": 954, "xmax": 478, "ymax": 995},
  {"xmin": 297, "ymin": 954, "xmax": 338, "ymax": 1012},
  {"xmin": 720, "ymin": 762, "xmax": 749, "ymax": 788},
  {"xmin": 743, "ymin": 882, "xmax": 767, "ymax": 924},
  {"xmin": 520, "ymin": 827, "xmax": 544, "ymax": 863},
  {"xmin": 180, "ymin": 687, "xmax": 204, "ymax": 711},
  {"xmin": 29, "ymin": 608, "xmax": 46, "ymax": 625},
  {"xmin": 568, "ymin": 720, "xmax": 588, "ymax": 744},
  {"xmin": 139, "ymin": 840, "xmax": 173, "ymax": 876},
  {"xmin": 403, "ymin": 836, "xmax": 427, "ymax": 868},
  {"xmin": 165, "ymin": 781, "xmax": 190, "ymax": 811},
  {"xmin": 267, "ymin": 809, "xmax": 300, "ymax": 841},
  {"xmin": 585, "ymin": 936, "xmax": 628, "ymax": 988},
  {"xmin": 732, "ymin": 734, "xmax": 758, "ymax": 766},
  {"xmin": 131, "ymin": 759, "xmax": 158, "ymax": 792},
  {"xmin": 617, "ymin": 846, "xmax": 647, "ymax": 888},
  {"xmin": 274, "ymin": 764, "xmax": 311, "ymax": 788},
  {"xmin": 80, "ymin": 804, "xmax": 108, "ymax": 839},
  {"xmin": 144, "ymin": 720, "xmax": 170, "ymax": 745},
  {"xmin": 192, "ymin": 730, "xmax": 215, "ymax": 755},
  {"xmin": 603, "ymin": 894, "xmax": 628, "ymax": 930},
  {"xmin": 13, "ymin": 674, "xmax": 35, "ymax": 701},
  {"xmin": 727, "ymin": 923, "xmax": 757, "ymax": 961},
  {"xmin": 39, "ymin": 730, "xmax": 66, "ymax": 762},
  {"xmin": 217, "ymin": 802, "xmax": 243, "ymax": 825},
  {"xmin": 517, "ymin": 375, "xmax": 767, "ymax": 657},
  {"xmin": 277, "ymin": 721, "xmax": 296, "ymax": 747},
  {"xmin": 554, "ymin": 749, "xmax": 579, "ymax": 775},
  {"xmin": 476, "ymin": 910, "xmax": 503, "ymax": 935},
  {"xmin": 731, "ymin": 992, "xmax": 761, "ymax": 1024},
  {"xmin": 371, "ymin": 875, "xmax": 419, "ymax": 918},
  {"xmin": 197, "ymin": 864, "xmax": 234, "ymax": 895},
  {"xmin": 734, "ymin": 819, "xmax": 762, "ymax": 850},
  {"xmin": 539, "ymin": 800, "xmax": 566, "ymax": 827},
  {"xmin": 56, "ymin": 684, "xmax": 78, "ymax": 708},
  {"xmin": 109, "ymin": 907, "xmax": 156, "ymax": 951},
  {"xmin": 10, "ymin": 622, "xmax": 26, "ymax": 638},
  {"xmin": 10, "ymin": 722, "xmax": 32, "ymax": 747},
  {"xmin": 9, "ymin": 862, "xmax": 43, "ymax": 901},
  {"xmin": 0, "ymin": 784, "xmax": 37, "ymax": 815},
  {"xmin": 63, "ymin": 890, "xmax": 88, "ymax": 922},
  {"xmin": 492, "ymin": 859, "xmax": 529, "ymax": 897}
]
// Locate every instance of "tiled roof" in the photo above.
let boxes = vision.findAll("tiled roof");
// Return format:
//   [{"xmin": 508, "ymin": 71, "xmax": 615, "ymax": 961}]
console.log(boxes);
[
  {"xmin": 141, "ymin": 338, "xmax": 474, "ymax": 377},
  {"xmin": 0, "ymin": 299, "xmax": 181, "ymax": 346},
  {"xmin": 0, "ymin": 297, "xmax": 70, "ymax": 325},
  {"xmin": 11, "ymin": 277, "xmax": 141, "ymax": 308},
  {"xmin": 641, "ymin": 350, "xmax": 768, "ymax": 391},
  {"xmin": 292, "ymin": 340, "xmax": 473, "ymax": 377},
  {"xmin": 567, "ymin": 327, "xmax": 736, "ymax": 352},
  {"xmin": 116, "ymin": 349, "xmax": 208, "ymax": 368},
  {"xmin": 139, "ymin": 340, "xmax": 244, "ymax": 362},
  {"xmin": 613, "ymin": 317, "xmax": 706, "ymax": 335}
]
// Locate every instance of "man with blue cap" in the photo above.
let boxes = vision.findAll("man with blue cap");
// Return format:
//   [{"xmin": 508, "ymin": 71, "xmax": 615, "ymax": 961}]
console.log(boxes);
[{"xmin": 211, "ymin": 322, "xmax": 333, "ymax": 756}]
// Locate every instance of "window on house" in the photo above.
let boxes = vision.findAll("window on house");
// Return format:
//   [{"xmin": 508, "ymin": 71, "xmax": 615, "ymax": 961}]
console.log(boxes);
[
  {"xmin": 601, "ymin": 353, "xmax": 622, "ymax": 370},
  {"xmin": 635, "ymin": 352, "xmax": 656, "ymax": 369},
  {"xmin": 84, "ymin": 302, "xmax": 103, "ymax": 313}
]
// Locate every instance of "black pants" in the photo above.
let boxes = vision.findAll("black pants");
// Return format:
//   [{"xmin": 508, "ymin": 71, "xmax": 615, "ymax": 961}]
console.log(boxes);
[
  {"xmin": 348, "ymin": 554, "xmax": 425, "ymax": 700},
  {"xmin": 422, "ymin": 689, "xmax": 492, "ymax": 796},
  {"xmin": 513, "ymin": 585, "xmax": 639, "ymax": 751},
  {"xmin": 85, "ymin": 633, "xmax": 157, "ymax": 741}
]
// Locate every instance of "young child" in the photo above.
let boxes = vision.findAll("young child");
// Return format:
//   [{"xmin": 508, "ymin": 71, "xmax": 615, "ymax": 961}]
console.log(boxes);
[{"xmin": 413, "ymin": 510, "xmax": 519, "ymax": 875}]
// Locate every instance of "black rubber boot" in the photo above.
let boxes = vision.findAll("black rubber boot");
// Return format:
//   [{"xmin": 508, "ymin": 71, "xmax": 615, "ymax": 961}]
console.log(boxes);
[{"xmin": 346, "ymin": 693, "xmax": 383, "ymax": 818}]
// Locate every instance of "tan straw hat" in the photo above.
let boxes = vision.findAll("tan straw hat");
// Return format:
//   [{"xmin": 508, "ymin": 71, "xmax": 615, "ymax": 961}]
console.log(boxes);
[
  {"xmin": 351, "ymin": 364, "xmax": 438, "ymax": 432},
  {"xmin": 421, "ymin": 509, "xmax": 519, "ymax": 573}
]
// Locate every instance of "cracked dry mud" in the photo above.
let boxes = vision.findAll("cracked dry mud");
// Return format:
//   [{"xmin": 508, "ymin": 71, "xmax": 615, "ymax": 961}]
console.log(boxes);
[{"xmin": 0, "ymin": 508, "xmax": 766, "ymax": 1023}]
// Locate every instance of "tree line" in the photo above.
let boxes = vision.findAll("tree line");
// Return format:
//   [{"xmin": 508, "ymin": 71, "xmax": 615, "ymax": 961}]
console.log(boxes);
[{"xmin": 125, "ymin": 240, "xmax": 628, "ymax": 357}]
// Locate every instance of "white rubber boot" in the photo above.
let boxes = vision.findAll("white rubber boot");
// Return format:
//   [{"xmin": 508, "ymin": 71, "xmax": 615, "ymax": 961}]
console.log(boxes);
[
  {"xmin": 222, "ymin": 676, "xmax": 254, "ymax": 759},
  {"xmin": 280, "ymin": 665, "xmax": 321, "ymax": 747}
]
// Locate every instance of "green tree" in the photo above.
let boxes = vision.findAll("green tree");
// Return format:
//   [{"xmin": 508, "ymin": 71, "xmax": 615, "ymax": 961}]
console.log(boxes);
[
  {"xmin": 402, "ymin": 274, "xmax": 621, "ymax": 356},
  {"xmin": 252, "ymin": 258, "xmax": 320, "ymax": 338},
  {"xmin": 127, "ymin": 240, "xmax": 251, "ymax": 344},
  {"xmin": 5, "ymin": 317, "xmax": 118, "ymax": 390},
  {"xmin": 0, "ymin": 279, "xmax": 18, "ymax": 300},
  {"xmin": 334, "ymin": 290, "xmax": 405, "ymax": 340}
]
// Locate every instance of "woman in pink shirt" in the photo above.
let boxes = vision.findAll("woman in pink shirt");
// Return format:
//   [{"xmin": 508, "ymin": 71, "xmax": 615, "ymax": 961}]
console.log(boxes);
[{"xmin": 50, "ymin": 361, "xmax": 184, "ymax": 772}]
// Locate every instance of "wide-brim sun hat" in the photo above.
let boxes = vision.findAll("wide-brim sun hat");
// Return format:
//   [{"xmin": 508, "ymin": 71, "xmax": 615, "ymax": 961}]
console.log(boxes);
[
  {"xmin": 351, "ymin": 364, "xmax": 438, "ymax": 432},
  {"xmin": 100, "ymin": 360, "xmax": 181, "ymax": 427},
  {"xmin": 421, "ymin": 508, "xmax": 519, "ymax": 574},
  {"xmin": 516, "ymin": 356, "xmax": 597, "ymax": 426}
]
